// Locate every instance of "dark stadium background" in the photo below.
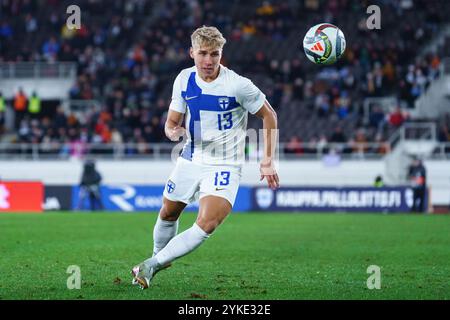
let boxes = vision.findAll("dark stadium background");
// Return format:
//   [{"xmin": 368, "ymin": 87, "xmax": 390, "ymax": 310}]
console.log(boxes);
[
  {"xmin": 0, "ymin": 0, "xmax": 449, "ymax": 301},
  {"xmin": 0, "ymin": 0, "xmax": 449, "ymax": 151}
]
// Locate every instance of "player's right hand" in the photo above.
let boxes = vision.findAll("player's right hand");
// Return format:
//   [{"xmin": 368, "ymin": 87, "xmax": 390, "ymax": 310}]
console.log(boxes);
[{"xmin": 166, "ymin": 126, "xmax": 186, "ymax": 141}]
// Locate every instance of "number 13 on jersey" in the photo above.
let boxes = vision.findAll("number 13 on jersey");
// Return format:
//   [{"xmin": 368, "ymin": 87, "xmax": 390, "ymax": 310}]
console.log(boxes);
[{"xmin": 218, "ymin": 112, "xmax": 233, "ymax": 130}]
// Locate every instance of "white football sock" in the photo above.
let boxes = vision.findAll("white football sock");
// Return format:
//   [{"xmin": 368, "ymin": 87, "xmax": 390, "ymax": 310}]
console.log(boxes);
[
  {"xmin": 145, "ymin": 223, "xmax": 209, "ymax": 268},
  {"xmin": 152, "ymin": 216, "xmax": 179, "ymax": 256}
]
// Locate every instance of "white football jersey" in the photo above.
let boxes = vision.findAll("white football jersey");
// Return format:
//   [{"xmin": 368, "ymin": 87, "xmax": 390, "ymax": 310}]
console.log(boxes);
[{"xmin": 169, "ymin": 65, "xmax": 265, "ymax": 166}]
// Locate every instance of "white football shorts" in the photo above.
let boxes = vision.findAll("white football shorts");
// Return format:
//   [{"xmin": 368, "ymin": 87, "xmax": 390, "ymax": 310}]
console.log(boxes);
[{"xmin": 163, "ymin": 157, "xmax": 242, "ymax": 207}]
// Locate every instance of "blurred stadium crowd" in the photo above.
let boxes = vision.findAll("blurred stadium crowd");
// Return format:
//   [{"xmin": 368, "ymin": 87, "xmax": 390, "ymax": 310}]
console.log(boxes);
[{"xmin": 0, "ymin": 0, "xmax": 449, "ymax": 156}]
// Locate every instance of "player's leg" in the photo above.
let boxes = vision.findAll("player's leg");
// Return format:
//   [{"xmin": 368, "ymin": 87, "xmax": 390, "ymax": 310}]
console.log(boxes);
[
  {"xmin": 89, "ymin": 189, "xmax": 96, "ymax": 211},
  {"xmin": 132, "ymin": 198, "xmax": 187, "ymax": 289},
  {"xmin": 152, "ymin": 196, "xmax": 186, "ymax": 256},
  {"xmin": 77, "ymin": 186, "xmax": 87, "ymax": 210},
  {"xmin": 152, "ymin": 157, "xmax": 202, "ymax": 256},
  {"xmin": 140, "ymin": 196, "xmax": 231, "ymax": 278},
  {"xmin": 412, "ymin": 189, "xmax": 419, "ymax": 212},
  {"xmin": 148, "ymin": 165, "xmax": 240, "ymax": 268},
  {"xmin": 131, "ymin": 158, "xmax": 203, "ymax": 288},
  {"xmin": 418, "ymin": 188, "xmax": 426, "ymax": 213},
  {"xmin": 195, "ymin": 195, "xmax": 232, "ymax": 233},
  {"xmin": 92, "ymin": 186, "xmax": 103, "ymax": 210}
]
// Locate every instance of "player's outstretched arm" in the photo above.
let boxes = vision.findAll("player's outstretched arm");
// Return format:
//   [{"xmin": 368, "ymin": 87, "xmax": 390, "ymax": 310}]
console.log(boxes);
[
  {"xmin": 254, "ymin": 100, "xmax": 280, "ymax": 190},
  {"xmin": 165, "ymin": 109, "xmax": 186, "ymax": 142}
]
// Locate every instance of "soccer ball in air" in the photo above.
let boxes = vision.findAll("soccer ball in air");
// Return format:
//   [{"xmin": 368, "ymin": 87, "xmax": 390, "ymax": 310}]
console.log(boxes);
[{"xmin": 303, "ymin": 23, "xmax": 346, "ymax": 65}]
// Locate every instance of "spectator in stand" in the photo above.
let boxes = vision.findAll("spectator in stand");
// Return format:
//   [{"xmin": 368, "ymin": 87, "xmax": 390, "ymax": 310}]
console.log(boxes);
[
  {"xmin": 0, "ymin": 0, "xmax": 448, "ymax": 151},
  {"xmin": 42, "ymin": 36, "xmax": 60, "ymax": 62},
  {"xmin": 0, "ymin": 91, "xmax": 5, "ymax": 132},
  {"xmin": 369, "ymin": 106, "xmax": 387, "ymax": 132},
  {"xmin": 284, "ymin": 136, "xmax": 303, "ymax": 155},
  {"xmin": 329, "ymin": 126, "xmax": 347, "ymax": 143},
  {"xmin": 25, "ymin": 14, "xmax": 38, "ymax": 34},
  {"xmin": 372, "ymin": 62, "xmax": 385, "ymax": 96},
  {"xmin": 388, "ymin": 107, "xmax": 407, "ymax": 128},
  {"xmin": 329, "ymin": 126, "xmax": 347, "ymax": 154},
  {"xmin": 256, "ymin": 1, "xmax": 275, "ymax": 16},
  {"xmin": 13, "ymin": 88, "xmax": 27, "ymax": 130},
  {"xmin": 408, "ymin": 157, "xmax": 427, "ymax": 213},
  {"xmin": 69, "ymin": 134, "xmax": 87, "ymax": 160},
  {"xmin": 18, "ymin": 119, "xmax": 30, "ymax": 142},
  {"xmin": 28, "ymin": 91, "xmax": 41, "ymax": 119},
  {"xmin": 374, "ymin": 175, "xmax": 384, "ymax": 187},
  {"xmin": 304, "ymin": 136, "xmax": 317, "ymax": 154},
  {"xmin": 111, "ymin": 126, "xmax": 123, "ymax": 144},
  {"xmin": 352, "ymin": 128, "xmax": 368, "ymax": 154},
  {"xmin": 316, "ymin": 134, "xmax": 328, "ymax": 155},
  {"xmin": 437, "ymin": 124, "xmax": 450, "ymax": 142},
  {"xmin": 101, "ymin": 124, "xmax": 112, "ymax": 143},
  {"xmin": 0, "ymin": 20, "xmax": 13, "ymax": 43},
  {"xmin": 315, "ymin": 93, "xmax": 330, "ymax": 118},
  {"xmin": 373, "ymin": 133, "xmax": 390, "ymax": 154},
  {"xmin": 53, "ymin": 106, "xmax": 67, "ymax": 130},
  {"xmin": 336, "ymin": 91, "xmax": 351, "ymax": 120},
  {"xmin": 149, "ymin": 116, "xmax": 164, "ymax": 142}
]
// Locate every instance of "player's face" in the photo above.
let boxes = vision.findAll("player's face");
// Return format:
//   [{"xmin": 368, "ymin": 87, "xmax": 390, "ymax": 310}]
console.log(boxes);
[{"xmin": 190, "ymin": 46, "xmax": 222, "ymax": 81}]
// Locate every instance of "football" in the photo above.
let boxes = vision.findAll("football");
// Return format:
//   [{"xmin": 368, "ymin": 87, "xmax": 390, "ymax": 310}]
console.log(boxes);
[{"xmin": 303, "ymin": 23, "xmax": 346, "ymax": 65}]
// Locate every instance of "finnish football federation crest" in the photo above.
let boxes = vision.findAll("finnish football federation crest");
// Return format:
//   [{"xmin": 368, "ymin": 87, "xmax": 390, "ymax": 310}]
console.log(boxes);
[
  {"xmin": 218, "ymin": 97, "xmax": 229, "ymax": 110},
  {"xmin": 166, "ymin": 180, "xmax": 176, "ymax": 194},
  {"xmin": 256, "ymin": 188, "xmax": 274, "ymax": 209}
]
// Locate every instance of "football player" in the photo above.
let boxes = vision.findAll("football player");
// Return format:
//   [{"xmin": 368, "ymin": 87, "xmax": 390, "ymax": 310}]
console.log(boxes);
[{"xmin": 132, "ymin": 26, "xmax": 279, "ymax": 289}]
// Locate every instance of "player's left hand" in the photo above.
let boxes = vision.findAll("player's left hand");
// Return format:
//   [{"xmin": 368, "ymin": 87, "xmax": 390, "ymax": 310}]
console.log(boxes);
[{"xmin": 260, "ymin": 159, "xmax": 280, "ymax": 190}]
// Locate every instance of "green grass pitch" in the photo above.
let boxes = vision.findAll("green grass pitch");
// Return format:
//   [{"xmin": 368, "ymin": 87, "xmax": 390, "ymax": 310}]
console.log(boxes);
[{"xmin": 0, "ymin": 212, "xmax": 449, "ymax": 300}]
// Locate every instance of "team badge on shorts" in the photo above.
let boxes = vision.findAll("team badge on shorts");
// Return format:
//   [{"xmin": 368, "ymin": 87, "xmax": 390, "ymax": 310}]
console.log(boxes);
[{"xmin": 166, "ymin": 180, "xmax": 176, "ymax": 194}]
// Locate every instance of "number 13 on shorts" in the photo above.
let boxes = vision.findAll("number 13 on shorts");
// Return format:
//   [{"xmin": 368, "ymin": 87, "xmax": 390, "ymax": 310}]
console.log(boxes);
[{"xmin": 214, "ymin": 171, "xmax": 230, "ymax": 186}]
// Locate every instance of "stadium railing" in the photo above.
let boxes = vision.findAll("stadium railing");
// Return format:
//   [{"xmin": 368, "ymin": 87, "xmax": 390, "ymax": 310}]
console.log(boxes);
[
  {"xmin": 432, "ymin": 142, "xmax": 450, "ymax": 159},
  {"xmin": 0, "ymin": 142, "xmax": 396, "ymax": 161},
  {"xmin": 64, "ymin": 99, "xmax": 103, "ymax": 117},
  {"xmin": 0, "ymin": 62, "xmax": 77, "ymax": 79},
  {"xmin": 363, "ymin": 97, "xmax": 399, "ymax": 124},
  {"xmin": 443, "ymin": 57, "xmax": 450, "ymax": 74}
]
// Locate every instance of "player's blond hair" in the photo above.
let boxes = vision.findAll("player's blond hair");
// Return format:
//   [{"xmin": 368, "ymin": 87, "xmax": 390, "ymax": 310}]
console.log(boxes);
[{"xmin": 191, "ymin": 26, "xmax": 226, "ymax": 50}]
